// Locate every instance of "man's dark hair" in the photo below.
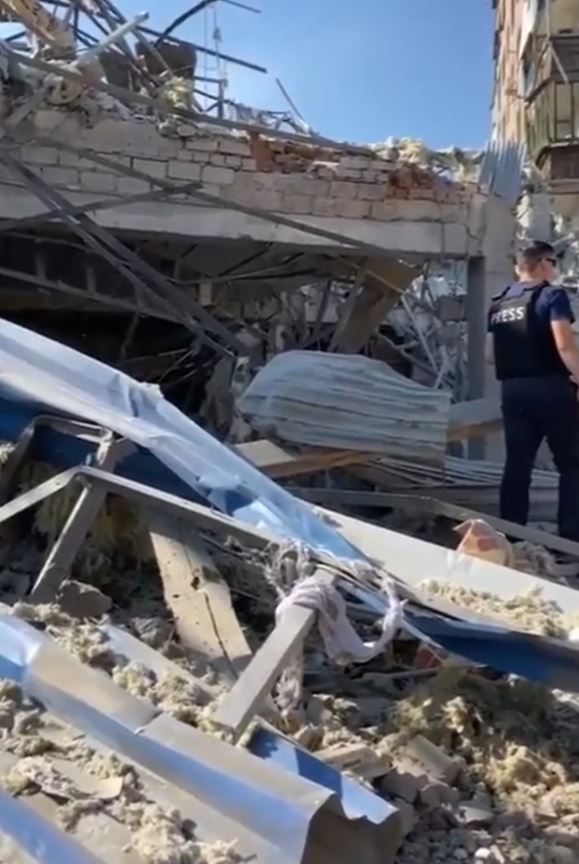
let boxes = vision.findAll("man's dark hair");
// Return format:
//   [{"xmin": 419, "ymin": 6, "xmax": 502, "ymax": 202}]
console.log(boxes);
[{"xmin": 517, "ymin": 241, "xmax": 556, "ymax": 271}]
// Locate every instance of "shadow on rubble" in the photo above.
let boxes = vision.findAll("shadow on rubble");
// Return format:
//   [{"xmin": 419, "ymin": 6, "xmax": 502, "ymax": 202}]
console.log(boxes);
[{"xmin": 388, "ymin": 671, "xmax": 579, "ymax": 862}]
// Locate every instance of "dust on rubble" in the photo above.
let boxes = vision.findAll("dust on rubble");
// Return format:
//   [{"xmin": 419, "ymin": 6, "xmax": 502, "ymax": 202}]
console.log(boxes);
[
  {"xmin": 4, "ymin": 589, "xmax": 579, "ymax": 864},
  {"xmin": 298, "ymin": 670, "xmax": 579, "ymax": 864}
]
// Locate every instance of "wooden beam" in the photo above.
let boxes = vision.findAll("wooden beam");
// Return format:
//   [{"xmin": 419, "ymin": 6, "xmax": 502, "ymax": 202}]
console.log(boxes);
[
  {"xmin": 234, "ymin": 397, "xmax": 502, "ymax": 481},
  {"xmin": 400, "ymin": 486, "xmax": 558, "ymax": 521},
  {"xmin": 29, "ymin": 437, "xmax": 134, "ymax": 603},
  {"xmin": 212, "ymin": 567, "xmax": 334, "ymax": 741},
  {"xmin": 234, "ymin": 439, "xmax": 369, "ymax": 479},
  {"xmin": 327, "ymin": 265, "xmax": 366, "ymax": 353},
  {"xmin": 447, "ymin": 397, "xmax": 502, "ymax": 443},
  {"xmin": 325, "ymin": 257, "xmax": 418, "ymax": 353},
  {"xmin": 331, "ymin": 282, "xmax": 397, "ymax": 354},
  {"xmin": 147, "ymin": 510, "xmax": 252, "ymax": 683}
]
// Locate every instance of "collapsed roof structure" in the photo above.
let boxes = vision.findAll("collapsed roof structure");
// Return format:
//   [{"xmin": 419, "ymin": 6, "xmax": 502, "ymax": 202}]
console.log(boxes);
[
  {"xmin": 0, "ymin": 4, "xmax": 576, "ymax": 864},
  {"xmin": 0, "ymin": 0, "xmax": 517, "ymax": 417}
]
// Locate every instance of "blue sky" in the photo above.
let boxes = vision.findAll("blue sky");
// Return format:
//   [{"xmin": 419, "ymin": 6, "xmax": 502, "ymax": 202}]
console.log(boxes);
[{"xmin": 124, "ymin": 0, "xmax": 494, "ymax": 149}]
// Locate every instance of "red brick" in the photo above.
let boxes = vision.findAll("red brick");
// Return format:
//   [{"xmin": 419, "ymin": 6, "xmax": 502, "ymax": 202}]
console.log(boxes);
[
  {"xmin": 249, "ymin": 135, "xmax": 275, "ymax": 172},
  {"xmin": 393, "ymin": 167, "xmax": 413, "ymax": 188},
  {"xmin": 409, "ymin": 187, "xmax": 435, "ymax": 200},
  {"xmin": 434, "ymin": 187, "xmax": 461, "ymax": 204}
]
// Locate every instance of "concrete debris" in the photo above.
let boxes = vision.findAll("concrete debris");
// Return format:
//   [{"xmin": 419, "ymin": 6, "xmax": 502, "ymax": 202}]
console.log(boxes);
[
  {"xmin": 404, "ymin": 734, "xmax": 464, "ymax": 785},
  {"xmin": 370, "ymin": 138, "xmax": 483, "ymax": 182},
  {"xmin": 57, "ymin": 580, "xmax": 112, "ymax": 618},
  {"xmin": 458, "ymin": 794, "xmax": 495, "ymax": 828},
  {"xmin": 394, "ymin": 798, "xmax": 418, "ymax": 837},
  {"xmin": 380, "ymin": 764, "xmax": 427, "ymax": 804},
  {"xmin": 316, "ymin": 741, "xmax": 390, "ymax": 779},
  {"xmin": 0, "ymin": 452, "xmax": 577, "ymax": 864}
]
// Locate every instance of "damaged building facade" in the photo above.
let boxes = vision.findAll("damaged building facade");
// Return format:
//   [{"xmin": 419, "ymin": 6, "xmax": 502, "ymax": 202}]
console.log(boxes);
[
  {"xmin": 0, "ymin": 105, "xmax": 515, "ymax": 437},
  {"xmin": 492, "ymin": 0, "xmax": 579, "ymax": 252},
  {"xmin": 0, "ymin": 4, "xmax": 577, "ymax": 864}
]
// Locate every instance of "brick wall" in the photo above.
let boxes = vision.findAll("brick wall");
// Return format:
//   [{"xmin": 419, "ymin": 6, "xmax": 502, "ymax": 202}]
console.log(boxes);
[
  {"xmin": 493, "ymin": 0, "xmax": 525, "ymax": 143},
  {"xmin": 4, "ymin": 110, "xmax": 475, "ymax": 228}
]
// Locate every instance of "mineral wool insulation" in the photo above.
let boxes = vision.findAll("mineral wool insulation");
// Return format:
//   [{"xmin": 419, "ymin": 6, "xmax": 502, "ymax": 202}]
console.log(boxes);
[
  {"xmin": 3, "ymin": 602, "xmax": 239, "ymax": 864},
  {"xmin": 421, "ymin": 581, "xmax": 579, "ymax": 639}
]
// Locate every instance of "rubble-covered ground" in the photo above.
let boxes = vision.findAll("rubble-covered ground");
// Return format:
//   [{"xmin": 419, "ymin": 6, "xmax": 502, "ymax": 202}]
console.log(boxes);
[
  {"xmin": 0, "ymin": 599, "xmax": 239, "ymax": 864},
  {"xmin": 2, "ymin": 452, "xmax": 579, "ymax": 863},
  {"xmin": 3, "ymin": 577, "xmax": 579, "ymax": 864}
]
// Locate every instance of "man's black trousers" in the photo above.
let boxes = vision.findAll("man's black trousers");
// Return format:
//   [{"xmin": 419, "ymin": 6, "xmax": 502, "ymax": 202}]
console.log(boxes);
[{"xmin": 500, "ymin": 376, "xmax": 579, "ymax": 541}]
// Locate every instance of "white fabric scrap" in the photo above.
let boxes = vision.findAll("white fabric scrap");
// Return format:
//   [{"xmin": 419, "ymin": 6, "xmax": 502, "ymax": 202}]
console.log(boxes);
[{"xmin": 276, "ymin": 575, "xmax": 403, "ymax": 667}]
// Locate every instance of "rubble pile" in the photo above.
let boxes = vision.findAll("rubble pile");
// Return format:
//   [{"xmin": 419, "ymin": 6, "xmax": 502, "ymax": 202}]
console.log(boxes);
[
  {"xmin": 0, "ymin": 3, "xmax": 572, "ymax": 864},
  {"xmin": 0, "ymin": 402, "xmax": 576, "ymax": 864},
  {"xmin": 382, "ymin": 671, "xmax": 579, "ymax": 864},
  {"xmin": 3, "ymin": 582, "xmax": 579, "ymax": 864},
  {"xmin": 278, "ymin": 669, "xmax": 579, "ymax": 864}
]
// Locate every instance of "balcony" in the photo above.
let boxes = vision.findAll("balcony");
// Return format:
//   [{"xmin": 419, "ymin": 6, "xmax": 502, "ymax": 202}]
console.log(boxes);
[{"xmin": 526, "ymin": 35, "xmax": 579, "ymax": 182}]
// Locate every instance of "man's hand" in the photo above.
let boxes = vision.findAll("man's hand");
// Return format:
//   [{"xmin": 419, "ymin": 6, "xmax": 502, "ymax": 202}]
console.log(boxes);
[
  {"xmin": 552, "ymin": 320, "xmax": 579, "ymax": 386},
  {"xmin": 568, "ymin": 375, "xmax": 579, "ymax": 402}
]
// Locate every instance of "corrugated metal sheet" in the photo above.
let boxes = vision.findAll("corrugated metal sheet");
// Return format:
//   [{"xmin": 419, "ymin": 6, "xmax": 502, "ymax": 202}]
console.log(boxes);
[
  {"xmin": 0, "ymin": 609, "xmax": 402, "ymax": 864},
  {"xmin": 238, "ymin": 351, "xmax": 451, "ymax": 466},
  {"xmin": 478, "ymin": 139, "xmax": 527, "ymax": 204}
]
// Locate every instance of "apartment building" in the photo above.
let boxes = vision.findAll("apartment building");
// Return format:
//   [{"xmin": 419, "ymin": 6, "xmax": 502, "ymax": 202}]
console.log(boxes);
[{"xmin": 492, "ymin": 0, "xmax": 579, "ymax": 190}]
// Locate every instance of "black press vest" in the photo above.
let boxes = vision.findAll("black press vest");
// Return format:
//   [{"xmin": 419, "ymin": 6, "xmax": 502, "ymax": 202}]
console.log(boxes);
[{"xmin": 488, "ymin": 282, "xmax": 569, "ymax": 381}]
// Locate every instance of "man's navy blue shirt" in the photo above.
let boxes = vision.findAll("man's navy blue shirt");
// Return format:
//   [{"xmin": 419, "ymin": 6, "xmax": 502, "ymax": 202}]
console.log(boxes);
[{"xmin": 487, "ymin": 282, "xmax": 574, "ymax": 331}]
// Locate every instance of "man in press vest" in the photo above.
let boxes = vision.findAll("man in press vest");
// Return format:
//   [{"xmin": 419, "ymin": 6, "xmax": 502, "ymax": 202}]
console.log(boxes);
[{"xmin": 487, "ymin": 241, "xmax": 579, "ymax": 542}]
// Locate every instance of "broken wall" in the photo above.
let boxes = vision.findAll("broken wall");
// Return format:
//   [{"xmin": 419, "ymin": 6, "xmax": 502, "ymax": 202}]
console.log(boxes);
[{"xmin": 2, "ymin": 110, "xmax": 482, "ymax": 256}]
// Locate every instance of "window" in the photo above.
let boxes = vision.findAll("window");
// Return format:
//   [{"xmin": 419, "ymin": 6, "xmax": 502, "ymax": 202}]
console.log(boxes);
[
  {"xmin": 555, "ymin": 82, "xmax": 573, "ymax": 139},
  {"xmin": 522, "ymin": 54, "xmax": 536, "ymax": 97}
]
